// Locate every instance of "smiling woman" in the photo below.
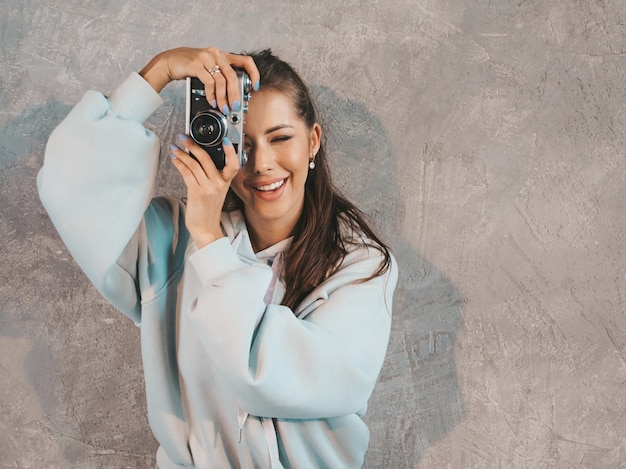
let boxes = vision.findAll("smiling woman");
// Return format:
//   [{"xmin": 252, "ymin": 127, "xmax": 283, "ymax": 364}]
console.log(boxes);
[
  {"xmin": 230, "ymin": 89, "xmax": 320, "ymax": 251},
  {"xmin": 37, "ymin": 46, "xmax": 398, "ymax": 468}
]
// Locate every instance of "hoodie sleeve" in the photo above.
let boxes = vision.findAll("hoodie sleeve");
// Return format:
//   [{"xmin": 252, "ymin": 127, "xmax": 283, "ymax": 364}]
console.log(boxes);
[
  {"xmin": 37, "ymin": 73, "xmax": 175, "ymax": 322},
  {"xmin": 187, "ymin": 239, "xmax": 398, "ymax": 419}
]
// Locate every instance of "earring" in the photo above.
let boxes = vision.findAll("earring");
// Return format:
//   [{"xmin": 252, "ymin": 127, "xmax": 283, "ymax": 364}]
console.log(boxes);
[{"xmin": 309, "ymin": 160, "xmax": 316, "ymax": 170}]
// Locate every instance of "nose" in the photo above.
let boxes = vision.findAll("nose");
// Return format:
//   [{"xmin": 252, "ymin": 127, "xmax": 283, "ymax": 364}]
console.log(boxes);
[{"xmin": 250, "ymin": 143, "xmax": 274, "ymax": 174}]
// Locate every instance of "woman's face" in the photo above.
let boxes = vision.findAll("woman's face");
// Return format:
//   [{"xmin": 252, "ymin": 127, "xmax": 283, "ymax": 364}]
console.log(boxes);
[{"xmin": 231, "ymin": 89, "xmax": 321, "ymax": 237}]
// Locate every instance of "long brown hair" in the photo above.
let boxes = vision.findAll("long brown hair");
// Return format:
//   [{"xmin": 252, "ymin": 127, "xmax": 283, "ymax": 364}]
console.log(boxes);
[{"xmin": 229, "ymin": 49, "xmax": 391, "ymax": 310}]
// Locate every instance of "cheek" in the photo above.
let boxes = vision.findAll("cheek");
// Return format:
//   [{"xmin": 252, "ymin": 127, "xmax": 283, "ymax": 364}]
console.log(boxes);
[
  {"xmin": 286, "ymin": 141, "xmax": 312, "ymax": 172},
  {"xmin": 230, "ymin": 174, "xmax": 247, "ymax": 199}
]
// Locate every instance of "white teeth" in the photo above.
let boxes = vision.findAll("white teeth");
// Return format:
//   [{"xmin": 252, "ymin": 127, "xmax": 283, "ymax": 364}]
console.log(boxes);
[{"xmin": 256, "ymin": 179, "xmax": 285, "ymax": 192}]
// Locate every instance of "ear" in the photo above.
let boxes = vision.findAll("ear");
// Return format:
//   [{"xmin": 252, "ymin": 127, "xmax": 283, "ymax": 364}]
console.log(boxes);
[{"xmin": 309, "ymin": 123, "xmax": 322, "ymax": 157}]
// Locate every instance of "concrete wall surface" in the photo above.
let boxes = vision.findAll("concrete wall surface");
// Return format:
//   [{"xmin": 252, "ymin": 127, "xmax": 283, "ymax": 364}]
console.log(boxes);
[{"xmin": 1, "ymin": 0, "xmax": 624, "ymax": 467}]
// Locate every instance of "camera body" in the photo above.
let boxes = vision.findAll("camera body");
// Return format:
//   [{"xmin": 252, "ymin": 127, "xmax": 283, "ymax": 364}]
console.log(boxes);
[{"xmin": 185, "ymin": 70, "xmax": 252, "ymax": 170}]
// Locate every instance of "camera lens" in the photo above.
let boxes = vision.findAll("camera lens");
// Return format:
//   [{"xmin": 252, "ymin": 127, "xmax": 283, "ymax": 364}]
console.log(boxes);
[{"xmin": 190, "ymin": 111, "xmax": 227, "ymax": 146}]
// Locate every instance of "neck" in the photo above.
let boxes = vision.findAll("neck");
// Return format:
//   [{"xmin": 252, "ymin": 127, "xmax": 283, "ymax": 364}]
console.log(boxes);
[{"xmin": 244, "ymin": 211, "xmax": 300, "ymax": 253}]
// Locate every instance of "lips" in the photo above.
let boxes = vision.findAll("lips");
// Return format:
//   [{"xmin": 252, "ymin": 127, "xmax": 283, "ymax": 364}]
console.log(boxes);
[
  {"xmin": 247, "ymin": 177, "xmax": 289, "ymax": 203},
  {"xmin": 253, "ymin": 178, "xmax": 286, "ymax": 192}
]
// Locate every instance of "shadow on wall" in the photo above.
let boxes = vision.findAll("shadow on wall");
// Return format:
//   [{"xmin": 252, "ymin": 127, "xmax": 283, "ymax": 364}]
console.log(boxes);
[
  {"xmin": 368, "ymin": 239, "xmax": 466, "ymax": 467},
  {"xmin": 0, "ymin": 102, "xmax": 155, "ymax": 467},
  {"xmin": 313, "ymin": 86, "xmax": 466, "ymax": 467},
  {"xmin": 0, "ymin": 88, "xmax": 463, "ymax": 467}
]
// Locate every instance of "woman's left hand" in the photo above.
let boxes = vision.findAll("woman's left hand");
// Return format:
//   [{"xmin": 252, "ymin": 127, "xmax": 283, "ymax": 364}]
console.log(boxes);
[{"xmin": 169, "ymin": 134, "xmax": 240, "ymax": 249}]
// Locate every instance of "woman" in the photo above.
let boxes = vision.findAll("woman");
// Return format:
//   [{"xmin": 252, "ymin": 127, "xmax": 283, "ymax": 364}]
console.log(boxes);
[{"xmin": 38, "ymin": 46, "xmax": 398, "ymax": 468}]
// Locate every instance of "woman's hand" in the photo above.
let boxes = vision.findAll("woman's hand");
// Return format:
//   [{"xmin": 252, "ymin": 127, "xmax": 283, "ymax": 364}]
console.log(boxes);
[
  {"xmin": 169, "ymin": 134, "xmax": 240, "ymax": 249},
  {"xmin": 140, "ymin": 47, "xmax": 260, "ymax": 114}
]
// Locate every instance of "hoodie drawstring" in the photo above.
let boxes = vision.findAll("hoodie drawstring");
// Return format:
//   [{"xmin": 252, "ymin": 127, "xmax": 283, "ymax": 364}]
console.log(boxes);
[
  {"xmin": 238, "ymin": 409, "xmax": 280, "ymax": 468},
  {"xmin": 263, "ymin": 251, "xmax": 284, "ymax": 305},
  {"xmin": 237, "ymin": 250, "xmax": 283, "ymax": 467},
  {"xmin": 262, "ymin": 417, "xmax": 281, "ymax": 468}
]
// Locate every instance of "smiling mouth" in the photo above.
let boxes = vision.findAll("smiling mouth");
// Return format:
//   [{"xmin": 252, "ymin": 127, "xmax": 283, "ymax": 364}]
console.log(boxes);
[{"xmin": 254, "ymin": 179, "xmax": 286, "ymax": 192}]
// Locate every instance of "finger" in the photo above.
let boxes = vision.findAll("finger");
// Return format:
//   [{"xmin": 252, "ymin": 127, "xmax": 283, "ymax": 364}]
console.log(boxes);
[
  {"xmin": 209, "ymin": 67, "xmax": 230, "ymax": 115},
  {"xmin": 192, "ymin": 48, "xmax": 223, "ymax": 108},
  {"xmin": 195, "ymin": 68, "xmax": 218, "ymax": 108},
  {"xmin": 217, "ymin": 63, "xmax": 240, "ymax": 113},
  {"xmin": 170, "ymin": 138, "xmax": 217, "ymax": 185},
  {"xmin": 169, "ymin": 143, "xmax": 204, "ymax": 187},
  {"xmin": 227, "ymin": 53, "xmax": 261, "ymax": 92},
  {"xmin": 210, "ymin": 51, "xmax": 240, "ymax": 113},
  {"xmin": 199, "ymin": 48, "xmax": 230, "ymax": 111},
  {"xmin": 221, "ymin": 137, "xmax": 241, "ymax": 182},
  {"xmin": 176, "ymin": 134, "xmax": 221, "ymax": 180}
]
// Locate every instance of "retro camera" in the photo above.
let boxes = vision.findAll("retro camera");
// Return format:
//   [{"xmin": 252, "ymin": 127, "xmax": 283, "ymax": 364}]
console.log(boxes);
[{"xmin": 185, "ymin": 70, "xmax": 252, "ymax": 170}]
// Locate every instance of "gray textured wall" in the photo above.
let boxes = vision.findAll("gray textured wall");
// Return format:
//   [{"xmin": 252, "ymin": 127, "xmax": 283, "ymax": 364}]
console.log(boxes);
[{"xmin": 1, "ymin": 0, "xmax": 624, "ymax": 467}]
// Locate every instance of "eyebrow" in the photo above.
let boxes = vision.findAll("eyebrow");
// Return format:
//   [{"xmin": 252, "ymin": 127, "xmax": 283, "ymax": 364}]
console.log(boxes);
[{"xmin": 264, "ymin": 124, "xmax": 295, "ymax": 135}]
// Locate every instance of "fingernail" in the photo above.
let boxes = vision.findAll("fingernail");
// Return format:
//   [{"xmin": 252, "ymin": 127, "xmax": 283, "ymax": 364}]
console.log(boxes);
[
  {"xmin": 169, "ymin": 143, "xmax": 179, "ymax": 158},
  {"xmin": 222, "ymin": 104, "xmax": 230, "ymax": 116},
  {"xmin": 178, "ymin": 133, "xmax": 189, "ymax": 142},
  {"xmin": 211, "ymin": 99, "xmax": 217, "ymax": 108},
  {"xmin": 232, "ymin": 100, "xmax": 240, "ymax": 112},
  {"xmin": 223, "ymin": 137, "xmax": 232, "ymax": 147},
  {"xmin": 253, "ymin": 81, "xmax": 260, "ymax": 91}
]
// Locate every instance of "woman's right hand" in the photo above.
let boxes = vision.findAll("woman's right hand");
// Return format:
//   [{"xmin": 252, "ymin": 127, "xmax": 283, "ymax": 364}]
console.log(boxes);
[
  {"xmin": 139, "ymin": 47, "xmax": 260, "ymax": 114},
  {"xmin": 169, "ymin": 133, "xmax": 240, "ymax": 250}
]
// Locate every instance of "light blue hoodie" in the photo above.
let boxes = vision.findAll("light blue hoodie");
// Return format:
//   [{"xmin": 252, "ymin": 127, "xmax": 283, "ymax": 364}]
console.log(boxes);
[{"xmin": 37, "ymin": 72, "xmax": 398, "ymax": 468}]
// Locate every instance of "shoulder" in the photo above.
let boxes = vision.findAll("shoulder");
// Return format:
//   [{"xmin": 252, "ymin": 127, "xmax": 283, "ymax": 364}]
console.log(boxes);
[
  {"xmin": 337, "ymin": 241, "xmax": 397, "ymax": 285},
  {"xmin": 325, "ymin": 215, "xmax": 397, "ymax": 287},
  {"xmin": 336, "ymin": 213, "xmax": 393, "ymax": 267},
  {"xmin": 295, "ymin": 232, "xmax": 398, "ymax": 317}
]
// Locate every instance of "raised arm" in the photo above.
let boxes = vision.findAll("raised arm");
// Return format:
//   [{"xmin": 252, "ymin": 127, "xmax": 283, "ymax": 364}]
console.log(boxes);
[
  {"xmin": 37, "ymin": 73, "xmax": 164, "ymax": 319},
  {"xmin": 38, "ymin": 47, "xmax": 261, "ymax": 321}
]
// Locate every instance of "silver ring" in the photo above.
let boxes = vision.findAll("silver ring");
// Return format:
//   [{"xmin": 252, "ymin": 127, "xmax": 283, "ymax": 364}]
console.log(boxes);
[{"xmin": 208, "ymin": 65, "xmax": 221, "ymax": 76}]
